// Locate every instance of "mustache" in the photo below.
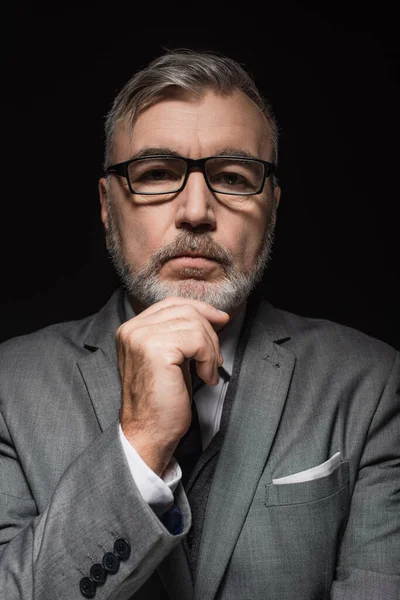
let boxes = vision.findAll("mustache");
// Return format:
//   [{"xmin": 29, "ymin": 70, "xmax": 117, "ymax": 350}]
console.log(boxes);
[{"xmin": 147, "ymin": 232, "xmax": 234, "ymax": 271}]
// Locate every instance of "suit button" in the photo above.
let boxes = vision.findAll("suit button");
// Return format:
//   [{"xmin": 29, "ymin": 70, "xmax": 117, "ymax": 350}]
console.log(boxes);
[
  {"xmin": 113, "ymin": 538, "xmax": 131, "ymax": 561},
  {"xmin": 103, "ymin": 551, "xmax": 120, "ymax": 574},
  {"xmin": 79, "ymin": 576, "xmax": 96, "ymax": 598},
  {"xmin": 90, "ymin": 563, "xmax": 107, "ymax": 585}
]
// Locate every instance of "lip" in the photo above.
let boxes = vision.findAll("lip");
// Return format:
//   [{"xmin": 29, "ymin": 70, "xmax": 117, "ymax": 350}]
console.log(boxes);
[
  {"xmin": 171, "ymin": 252, "xmax": 216, "ymax": 260},
  {"xmin": 169, "ymin": 255, "xmax": 217, "ymax": 264}
]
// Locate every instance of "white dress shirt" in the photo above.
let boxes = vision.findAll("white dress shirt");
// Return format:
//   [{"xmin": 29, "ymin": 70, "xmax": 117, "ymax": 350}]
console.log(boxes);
[{"xmin": 119, "ymin": 295, "xmax": 245, "ymax": 516}]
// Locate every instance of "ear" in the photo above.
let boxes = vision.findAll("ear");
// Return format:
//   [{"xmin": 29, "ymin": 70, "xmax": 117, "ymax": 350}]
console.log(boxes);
[
  {"xmin": 99, "ymin": 177, "xmax": 110, "ymax": 232},
  {"xmin": 273, "ymin": 185, "xmax": 281, "ymax": 210}
]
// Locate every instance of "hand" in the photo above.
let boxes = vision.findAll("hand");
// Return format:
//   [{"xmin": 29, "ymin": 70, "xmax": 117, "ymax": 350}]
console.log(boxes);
[{"xmin": 117, "ymin": 297, "xmax": 230, "ymax": 476}]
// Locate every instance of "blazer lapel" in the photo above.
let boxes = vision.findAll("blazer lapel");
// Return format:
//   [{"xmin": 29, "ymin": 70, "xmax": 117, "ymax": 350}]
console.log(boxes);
[
  {"xmin": 77, "ymin": 288, "xmax": 126, "ymax": 432},
  {"xmin": 77, "ymin": 349, "xmax": 122, "ymax": 431},
  {"xmin": 194, "ymin": 302, "xmax": 296, "ymax": 600}
]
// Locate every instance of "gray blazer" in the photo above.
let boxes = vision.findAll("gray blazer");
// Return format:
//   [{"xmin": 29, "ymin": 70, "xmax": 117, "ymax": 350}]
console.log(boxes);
[{"xmin": 0, "ymin": 288, "xmax": 399, "ymax": 600}]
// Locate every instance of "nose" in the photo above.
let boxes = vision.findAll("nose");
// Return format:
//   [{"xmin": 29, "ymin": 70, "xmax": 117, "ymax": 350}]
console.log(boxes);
[{"xmin": 175, "ymin": 170, "xmax": 217, "ymax": 232}]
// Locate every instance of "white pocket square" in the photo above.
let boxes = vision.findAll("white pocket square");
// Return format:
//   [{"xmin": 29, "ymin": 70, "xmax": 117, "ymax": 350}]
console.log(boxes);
[{"xmin": 272, "ymin": 452, "xmax": 342, "ymax": 485}]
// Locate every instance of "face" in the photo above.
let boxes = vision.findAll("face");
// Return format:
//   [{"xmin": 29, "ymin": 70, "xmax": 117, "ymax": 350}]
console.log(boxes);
[{"xmin": 99, "ymin": 89, "xmax": 281, "ymax": 315}]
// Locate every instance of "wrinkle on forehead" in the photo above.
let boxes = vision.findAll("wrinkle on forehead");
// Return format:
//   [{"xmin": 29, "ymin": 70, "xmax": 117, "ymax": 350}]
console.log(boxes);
[
  {"xmin": 134, "ymin": 106, "xmax": 261, "ymax": 130},
  {"xmin": 114, "ymin": 89, "xmax": 273, "ymax": 162},
  {"xmin": 134, "ymin": 89, "xmax": 269, "ymax": 129}
]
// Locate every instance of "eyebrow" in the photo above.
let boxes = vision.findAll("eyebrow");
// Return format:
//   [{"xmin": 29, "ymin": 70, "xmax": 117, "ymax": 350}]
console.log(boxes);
[
  {"xmin": 128, "ymin": 147, "xmax": 182, "ymax": 160},
  {"xmin": 212, "ymin": 147, "xmax": 260, "ymax": 160},
  {"xmin": 127, "ymin": 146, "xmax": 261, "ymax": 161}
]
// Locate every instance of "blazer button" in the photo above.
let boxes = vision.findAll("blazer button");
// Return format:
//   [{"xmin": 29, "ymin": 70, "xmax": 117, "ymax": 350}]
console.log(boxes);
[
  {"xmin": 90, "ymin": 563, "xmax": 107, "ymax": 585},
  {"xmin": 103, "ymin": 551, "xmax": 120, "ymax": 574},
  {"xmin": 113, "ymin": 538, "xmax": 131, "ymax": 561},
  {"xmin": 79, "ymin": 576, "xmax": 96, "ymax": 598}
]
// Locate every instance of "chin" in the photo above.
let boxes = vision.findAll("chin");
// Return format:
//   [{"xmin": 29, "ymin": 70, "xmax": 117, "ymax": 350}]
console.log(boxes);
[
  {"xmin": 172, "ymin": 278, "xmax": 213, "ymax": 296},
  {"xmin": 132, "ymin": 275, "xmax": 250, "ymax": 314}
]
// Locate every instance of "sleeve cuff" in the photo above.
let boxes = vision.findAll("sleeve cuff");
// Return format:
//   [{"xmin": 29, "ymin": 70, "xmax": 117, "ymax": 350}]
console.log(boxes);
[{"xmin": 118, "ymin": 424, "xmax": 182, "ymax": 517}]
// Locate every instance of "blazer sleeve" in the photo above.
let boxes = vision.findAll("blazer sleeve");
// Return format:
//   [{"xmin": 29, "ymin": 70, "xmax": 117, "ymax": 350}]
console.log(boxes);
[
  {"xmin": 331, "ymin": 351, "xmax": 400, "ymax": 599},
  {"xmin": 0, "ymin": 418, "xmax": 191, "ymax": 600}
]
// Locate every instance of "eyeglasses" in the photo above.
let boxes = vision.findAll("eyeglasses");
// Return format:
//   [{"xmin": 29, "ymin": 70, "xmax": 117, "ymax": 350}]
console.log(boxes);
[{"xmin": 105, "ymin": 155, "xmax": 275, "ymax": 198}]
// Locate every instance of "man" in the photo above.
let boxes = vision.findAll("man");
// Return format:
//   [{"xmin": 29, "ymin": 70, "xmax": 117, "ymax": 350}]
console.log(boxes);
[{"xmin": 0, "ymin": 50, "xmax": 399, "ymax": 600}]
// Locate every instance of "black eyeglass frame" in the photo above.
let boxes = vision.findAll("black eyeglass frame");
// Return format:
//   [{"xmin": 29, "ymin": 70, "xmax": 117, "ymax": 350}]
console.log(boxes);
[{"xmin": 105, "ymin": 155, "xmax": 275, "ymax": 196}]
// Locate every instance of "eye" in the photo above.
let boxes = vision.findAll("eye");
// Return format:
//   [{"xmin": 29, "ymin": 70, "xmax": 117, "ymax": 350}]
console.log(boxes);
[
  {"xmin": 127, "ymin": 158, "xmax": 186, "ymax": 195},
  {"xmin": 218, "ymin": 171, "xmax": 248, "ymax": 186},
  {"xmin": 138, "ymin": 168, "xmax": 180, "ymax": 182},
  {"xmin": 210, "ymin": 169, "xmax": 253, "ymax": 192},
  {"xmin": 129, "ymin": 158, "xmax": 186, "ymax": 189},
  {"xmin": 206, "ymin": 158, "xmax": 262, "ymax": 194}
]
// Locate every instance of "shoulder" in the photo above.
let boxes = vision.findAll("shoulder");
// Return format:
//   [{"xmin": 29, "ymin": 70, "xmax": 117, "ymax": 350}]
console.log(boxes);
[
  {"xmin": 260, "ymin": 301, "xmax": 398, "ymax": 375},
  {"xmin": 0, "ymin": 315, "xmax": 95, "ymax": 386},
  {"xmin": 0, "ymin": 288, "xmax": 124, "ymax": 363},
  {"xmin": 0, "ymin": 288, "xmax": 124, "ymax": 400}
]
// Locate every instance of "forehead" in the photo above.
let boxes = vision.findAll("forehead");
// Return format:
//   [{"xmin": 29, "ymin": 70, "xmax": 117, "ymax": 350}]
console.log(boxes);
[{"xmin": 113, "ymin": 89, "xmax": 273, "ymax": 162}]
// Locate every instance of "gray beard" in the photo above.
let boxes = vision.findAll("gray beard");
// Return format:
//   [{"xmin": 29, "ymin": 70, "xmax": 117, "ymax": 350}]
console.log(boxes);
[{"xmin": 106, "ymin": 206, "xmax": 276, "ymax": 314}]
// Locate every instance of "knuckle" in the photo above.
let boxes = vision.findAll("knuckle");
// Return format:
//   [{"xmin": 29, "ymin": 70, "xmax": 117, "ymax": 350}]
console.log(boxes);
[
  {"xmin": 116, "ymin": 324, "xmax": 129, "ymax": 343},
  {"xmin": 117, "ymin": 324, "xmax": 142, "ymax": 349},
  {"xmin": 180, "ymin": 304, "xmax": 201, "ymax": 317}
]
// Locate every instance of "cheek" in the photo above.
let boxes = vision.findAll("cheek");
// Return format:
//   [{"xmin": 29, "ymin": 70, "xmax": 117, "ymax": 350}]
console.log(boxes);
[
  {"xmin": 228, "ymin": 210, "xmax": 269, "ymax": 269},
  {"xmin": 117, "ymin": 205, "xmax": 173, "ymax": 266}
]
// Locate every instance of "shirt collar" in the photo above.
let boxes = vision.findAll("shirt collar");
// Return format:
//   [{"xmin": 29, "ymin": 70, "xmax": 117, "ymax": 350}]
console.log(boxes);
[{"xmin": 123, "ymin": 294, "xmax": 245, "ymax": 379}]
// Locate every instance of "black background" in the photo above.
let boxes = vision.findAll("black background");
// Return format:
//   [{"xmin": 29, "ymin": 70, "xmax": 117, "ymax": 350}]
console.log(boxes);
[{"xmin": 2, "ymin": 6, "xmax": 399, "ymax": 347}]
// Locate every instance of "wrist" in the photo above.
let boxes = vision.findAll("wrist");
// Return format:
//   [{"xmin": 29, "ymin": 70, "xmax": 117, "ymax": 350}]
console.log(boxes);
[{"xmin": 121, "ymin": 424, "xmax": 177, "ymax": 477}]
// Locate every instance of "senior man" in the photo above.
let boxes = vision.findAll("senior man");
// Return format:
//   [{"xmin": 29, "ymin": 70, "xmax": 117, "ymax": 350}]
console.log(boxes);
[{"xmin": 0, "ymin": 50, "xmax": 399, "ymax": 600}]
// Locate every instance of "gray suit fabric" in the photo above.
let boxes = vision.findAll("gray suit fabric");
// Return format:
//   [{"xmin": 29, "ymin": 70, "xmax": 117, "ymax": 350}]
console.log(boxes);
[
  {"xmin": 0, "ymin": 287, "xmax": 399, "ymax": 599},
  {"xmin": 183, "ymin": 304, "xmax": 257, "ymax": 579}
]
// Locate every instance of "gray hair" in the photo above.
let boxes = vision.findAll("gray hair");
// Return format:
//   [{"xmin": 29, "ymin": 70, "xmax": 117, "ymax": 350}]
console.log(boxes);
[{"xmin": 104, "ymin": 49, "xmax": 279, "ymax": 185}]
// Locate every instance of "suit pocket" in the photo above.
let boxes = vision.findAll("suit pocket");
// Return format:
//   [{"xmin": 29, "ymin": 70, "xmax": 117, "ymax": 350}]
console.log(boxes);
[
  {"xmin": 228, "ymin": 461, "xmax": 350, "ymax": 599},
  {"xmin": 265, "ymin": 460, "xmax": 349, "ymax": 506}
]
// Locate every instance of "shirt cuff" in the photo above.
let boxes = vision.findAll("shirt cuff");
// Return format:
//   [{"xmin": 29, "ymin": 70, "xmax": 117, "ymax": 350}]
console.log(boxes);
[{"xmin": 118, "ymin": 424, "xmax": 182, "ymax": 517}]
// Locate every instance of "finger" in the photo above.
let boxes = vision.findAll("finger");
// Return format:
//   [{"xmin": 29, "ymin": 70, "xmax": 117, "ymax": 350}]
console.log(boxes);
[
  {"xmin": 174, "ymin": 329, "xmax": 220, "ymax": 386},
  {"xmin": 169, "ymin": 318, "xmax": 220, "ymax": 382},
  {"xmin": 139, "ymin": 326, "xmax": 219, "ymax": 386},
  {"xmin": 123, "ymin": 305, "xmax": 223, "ymax": 366},
  {"xmin": 132, "ymin": 296, "xmax": 230, "ymax": 328}
]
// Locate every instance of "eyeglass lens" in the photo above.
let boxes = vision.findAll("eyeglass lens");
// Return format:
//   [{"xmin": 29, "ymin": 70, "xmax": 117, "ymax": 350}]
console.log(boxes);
[{"xmin": 127, "ymin": 157, "xmax": 264, "ymax": 195}]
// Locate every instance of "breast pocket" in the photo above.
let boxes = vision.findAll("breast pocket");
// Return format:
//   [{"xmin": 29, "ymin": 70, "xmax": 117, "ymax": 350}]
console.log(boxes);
[
  {"xmin": 226, "ymin": 461, "xmax": 351, "ymax": 599},
  {"xmin": 265, "ymin": 460, "xmax": 350, "ymax": 506}
]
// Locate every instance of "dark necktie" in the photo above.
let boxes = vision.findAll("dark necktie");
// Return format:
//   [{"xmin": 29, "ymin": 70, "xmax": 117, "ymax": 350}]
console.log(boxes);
[{"xmin": 174, "ymin": 361, "xmax": 204, "ymax": 486}]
